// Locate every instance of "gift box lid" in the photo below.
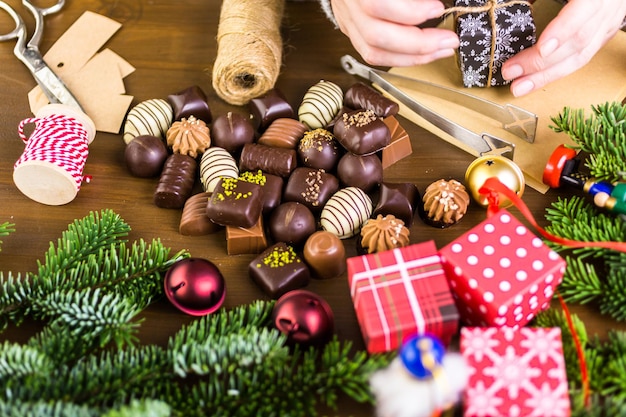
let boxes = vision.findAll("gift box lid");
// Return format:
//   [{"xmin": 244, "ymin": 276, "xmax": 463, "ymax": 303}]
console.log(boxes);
[
  {"xmin": 440, "ymin": 209, "xmax": 566, "ymax": 327},
  {"xmin": 347, "ymin": 241, "xmax": 459, "ymax": 352},
  {"xmin": 461, "ymin": 326, "xmax": 570, "ymax": 417}
]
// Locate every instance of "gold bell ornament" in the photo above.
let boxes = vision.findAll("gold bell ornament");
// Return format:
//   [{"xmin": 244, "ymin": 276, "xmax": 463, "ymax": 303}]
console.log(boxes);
[{"xmin": 465, "ymin": 155, "xmax": 525, "ymax": 208}]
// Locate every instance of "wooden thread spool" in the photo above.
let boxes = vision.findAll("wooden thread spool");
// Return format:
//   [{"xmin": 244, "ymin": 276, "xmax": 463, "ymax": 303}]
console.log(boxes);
[{"xmin": 13, "ymin": 104, "xmax": 96, "ymax": 206}]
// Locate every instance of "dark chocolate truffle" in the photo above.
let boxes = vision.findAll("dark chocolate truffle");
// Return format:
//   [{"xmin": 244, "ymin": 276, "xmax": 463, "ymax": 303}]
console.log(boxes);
[
  {"xmin": 303, "ymin": 231, "xmax": 346, "ymax": 279},
  {"xmin": 284, "ymin": 167, "xmax": 339, "ymax": 213},
  {"xmin": 249, "ymin": 242, "xmax": 310, "ymax": 298},
  {"xmin": 333, "ymin": 109, "xmax": 390, "ymax": 155},
  {"xmin": 344, "ymin": 82, "xmax": 399, "ymax": 118},
  {"xmin": 211, "ymin": 111, "xmax": 255, "ymax": 155},
  {"xmin": 206, "ymin": 177, "xmax": 263, "ymax": 228},
  {"xmin": 269, "ymin": 202, "xmax": 316, "ymax": 247},
  {"xmin": 297, "ymin": 128, "xmax": 342, "ymax": 171},
  {"xmin": 248, "ymin": 88, "xmax": 295, "ymax": 131},
  {"xmin": 168, "ymin": 85, "xmax": 212, "ymax": 123},
  {"xmin": 337, "ymin": 153, "xmax": 382, "ymax": 193},
  {"xmin": 125, "ymin": 135, "xmax": 168, "ymax": 178},
  {"xmin": 373, "ymin": 182, "xmax": 421, "ymax": 226}
]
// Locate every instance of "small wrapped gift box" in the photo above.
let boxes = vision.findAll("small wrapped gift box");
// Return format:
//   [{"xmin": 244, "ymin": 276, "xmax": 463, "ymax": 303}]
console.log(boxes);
[
  {"xmin": 439, "ymin": 209, "xmax": 566, "ymax": 327},
  {"xmin": 461, "ymin": 327, "xmax": 570, "ymax": 417},
  {"xmin": 346, "ymin": 240, "xmax": 459, "ymax": 353},
  {"xmin": 454, "ymin": 0, "xmax": 536, "ymax": 87}
]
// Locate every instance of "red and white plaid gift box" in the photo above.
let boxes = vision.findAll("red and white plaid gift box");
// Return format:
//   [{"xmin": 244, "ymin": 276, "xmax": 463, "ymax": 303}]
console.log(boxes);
[
  {"xmin": 439, "ymin": 210, "xmax": 566, "ymax": 328},
  {"xmin": 347, "ymin": 240, "xmax": 459, "ymax": 353},
  {"xmin": 461, "ymin": 327, "xmax": 570, "ymax": 417}
]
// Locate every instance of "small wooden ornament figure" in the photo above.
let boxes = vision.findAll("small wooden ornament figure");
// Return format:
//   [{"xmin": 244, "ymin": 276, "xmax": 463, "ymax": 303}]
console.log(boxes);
[{"xmin": 369, "ymin": 334, "xmax": 468, "ymax": 417}]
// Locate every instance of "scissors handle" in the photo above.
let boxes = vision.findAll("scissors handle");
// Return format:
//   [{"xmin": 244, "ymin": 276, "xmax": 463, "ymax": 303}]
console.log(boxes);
[
  {"xmin": 24, "ymin": 0, "xmax": 65, "ymax": 49},
  {"xmin": 0, "ymin": 2, "xmax": 26, "ymax": 43}
]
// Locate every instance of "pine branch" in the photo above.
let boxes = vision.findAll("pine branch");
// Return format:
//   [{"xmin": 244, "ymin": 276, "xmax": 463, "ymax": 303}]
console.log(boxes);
[
  {"xmin": 550, "ymin": 102, "xmax": 626, "ymax": 182},
  {"xmin": 0, "ymin": 210, "xmax": 188, "ymax": 331},
  {"xmin": 534, "ymin": 309, "xmax": 626, "ymax": 415},
  {"xmin": 0, "ymin": 222, "xmax": 15, "ymax": 252},
  {"xmin": 545, "ymin": 196, "xmax": 626, "ymax": 258},
  {"xmin": 0, "ymin": 211, "xmax": 389, "ymax": 415}
]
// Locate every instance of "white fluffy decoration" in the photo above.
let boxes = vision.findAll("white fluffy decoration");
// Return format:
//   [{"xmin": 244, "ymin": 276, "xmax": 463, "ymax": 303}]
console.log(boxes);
[{"xmin": 369, "ymin": 353, "xmax": 468, "ymax": 417}]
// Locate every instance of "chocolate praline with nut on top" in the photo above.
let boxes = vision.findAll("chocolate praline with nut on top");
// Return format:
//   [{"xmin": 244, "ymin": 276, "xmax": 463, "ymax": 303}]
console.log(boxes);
[
  {"xmin": 297, "ymin": 128, "xmax": 342, "ymax": 171},
  {"xmin": 206, "ymin": 177, "xmax": 263, "ymax": 229},
  {"xmin": 283, "ymin": 167, "xmax": 339, "ymax": 213},
  {"xmin": 421, "ymin": 178, "xmax": 470, "ymax": 228},
  {"xmin": 333, "ymin": 109, "xmax": 390, "ymax": 155}
]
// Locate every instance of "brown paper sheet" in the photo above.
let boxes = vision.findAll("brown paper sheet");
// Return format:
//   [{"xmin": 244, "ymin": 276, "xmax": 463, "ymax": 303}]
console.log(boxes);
[
  {"xmin": 28, "ymin": 11, "xmax": 135, "ymax": 134},
  {"xmin": 385, "ymin": 0, "xmax": 626, "ymax": 193}
]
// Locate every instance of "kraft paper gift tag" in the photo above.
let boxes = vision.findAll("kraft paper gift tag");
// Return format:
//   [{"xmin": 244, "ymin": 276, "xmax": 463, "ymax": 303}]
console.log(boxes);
[
  {"xmin": 383, "ymin": 0, "xmax": 626, "ymax": 193},
  {"xmin": 28, "ymin": 11, "xmax": 135, "ymax": 134}
]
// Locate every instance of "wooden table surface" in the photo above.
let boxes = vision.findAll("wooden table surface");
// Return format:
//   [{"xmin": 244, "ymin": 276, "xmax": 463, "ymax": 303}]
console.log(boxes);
[{"xmin": 1, "ymin": 0, "xmax": 624, "ymax": 414}]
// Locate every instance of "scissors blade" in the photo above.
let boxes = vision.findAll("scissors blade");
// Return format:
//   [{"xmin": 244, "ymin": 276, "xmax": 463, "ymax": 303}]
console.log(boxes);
[{"xmin": 22, "ymin": 48, "xmax": 83, "ymax": 112}]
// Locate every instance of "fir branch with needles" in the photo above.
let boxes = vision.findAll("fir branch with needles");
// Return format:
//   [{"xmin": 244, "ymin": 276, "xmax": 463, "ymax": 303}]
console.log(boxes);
[
  {"xmin": 534, "ymin": 309, "xmax": 626, "ymax": 416},
  {"xmin": 550, "ymin": 102, "xmax": 626, "ymax": 182},
  {"xmin": 0, "ymin": 222, "xmax": 15, "ymax": 251},
  {"xmin": 0, "ymin": 210, "xmax": 391, "ymax": 416}
]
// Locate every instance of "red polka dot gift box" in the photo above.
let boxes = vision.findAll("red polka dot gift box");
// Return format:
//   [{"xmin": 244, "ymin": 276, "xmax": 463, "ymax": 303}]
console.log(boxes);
[
  {"xmin": 461, "ymin": 326, "xmax": 570, "ymax": 417},
  {"xmin": 346, "ymin": 240, "xmax": 460, "ymax": 354},
  {"xmin": 439, "ymin": 209, "xmax": 566, "ymax": 328}
]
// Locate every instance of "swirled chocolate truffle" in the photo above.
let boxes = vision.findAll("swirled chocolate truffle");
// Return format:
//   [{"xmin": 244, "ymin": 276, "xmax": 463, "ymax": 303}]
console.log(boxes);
[
  {"xmin": 422, "ymin": 179, "xmax": 470, "ymax": 228},
  {"xmin": 166, "ymin": 116, "xmax": 211, "ymax": 158},
  {"xmin": 359, "ymin": 214, "xmax": 410, "ymax": 254}
]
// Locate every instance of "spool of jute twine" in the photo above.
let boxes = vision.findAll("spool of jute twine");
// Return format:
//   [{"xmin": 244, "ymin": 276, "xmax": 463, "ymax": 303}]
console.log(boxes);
[
  {"xmin": 212, "ymin": 0, "xmax": 285, "ymax": 106},
  {"xmin": 13, "ymin": 104, "xmax": 96, "ymax": 206}
]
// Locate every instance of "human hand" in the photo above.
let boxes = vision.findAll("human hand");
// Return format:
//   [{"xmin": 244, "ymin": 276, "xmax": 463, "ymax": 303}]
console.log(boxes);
[
  {"xmin": 329, "ymin": 0, "xmax": 460, "ymax": 66},
  {"xmin": 502, "ymin": 0, "xmax": 626, "ymax": 97}
]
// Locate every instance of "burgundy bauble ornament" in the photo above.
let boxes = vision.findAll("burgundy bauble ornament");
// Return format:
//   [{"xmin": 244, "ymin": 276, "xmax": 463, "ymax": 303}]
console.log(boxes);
[
  {"xmin": 272, "ymin": 289, "xmax": 334, "ymax": 347},
  {"xmin": 164, "ymin": 258, "xmax": 226, "ymax": 316}
]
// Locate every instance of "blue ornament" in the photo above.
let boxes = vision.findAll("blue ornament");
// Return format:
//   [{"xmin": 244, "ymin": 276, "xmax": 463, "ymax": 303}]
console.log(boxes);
[{"xmin": 400, "ymin": 334, "xmax": 446, "ymax": 379}]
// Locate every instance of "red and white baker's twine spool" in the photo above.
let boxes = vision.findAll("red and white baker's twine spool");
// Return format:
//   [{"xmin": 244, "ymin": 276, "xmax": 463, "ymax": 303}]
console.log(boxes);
[
  {"xmin": 13, "ymin": 104, "xmax": 96, "ymax": 205},
  {"xmin": 15, "ymin": 113, "xmax": 91, "ymax": 190}
]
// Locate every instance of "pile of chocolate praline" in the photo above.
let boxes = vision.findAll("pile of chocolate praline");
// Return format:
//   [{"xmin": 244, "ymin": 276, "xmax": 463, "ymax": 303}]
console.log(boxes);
[{"xmin": 123, "ymin": 81, "xmax": 428, "ymax": 304}]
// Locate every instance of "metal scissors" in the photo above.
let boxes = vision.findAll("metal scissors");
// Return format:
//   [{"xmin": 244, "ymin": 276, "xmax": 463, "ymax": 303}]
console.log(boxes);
[{"xmin": 0, "ymin": 0, "xmax": 83, "ymax": 111}]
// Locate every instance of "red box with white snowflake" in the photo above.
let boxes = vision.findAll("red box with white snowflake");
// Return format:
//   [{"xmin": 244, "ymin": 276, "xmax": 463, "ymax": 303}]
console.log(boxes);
[
  {"xmin": 346, "ymin": 240, "xmax": 459, "ymax": 353},
  {"xmin": 439, "ymin": 209, "xmax": 566, "ymax": 327},
  {"xmin": 461, "ymin": 326, "xmax": 570, "ymax": 417}
]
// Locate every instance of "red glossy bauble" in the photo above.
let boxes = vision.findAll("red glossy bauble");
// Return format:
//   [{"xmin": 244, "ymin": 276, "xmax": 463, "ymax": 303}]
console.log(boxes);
[
  {"xmin": 272, "ymin": 289, "xmax": 335, "ymax": 347},
  {"xmin": 164, "ymin": 258, "xmax": 226, "ymax": 316}
]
